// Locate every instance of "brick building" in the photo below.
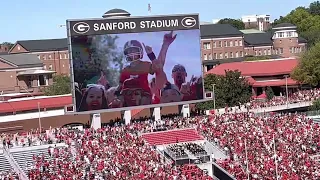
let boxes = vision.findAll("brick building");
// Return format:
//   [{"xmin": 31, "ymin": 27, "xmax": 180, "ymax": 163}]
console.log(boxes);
[
  {"xmin": 201, "ymin": 23, "xmax": 307, "ymax": 72},
  {"xmin": 8, "ymin": 38, "xmax": 70, "ymax": 75},
  {"xmin": 241, "ymin": 14, "xmax": 271, "ymax": 31},
  {"xmin": 0, "ymin": 54, "xmax": 55, "ymax": 94}
]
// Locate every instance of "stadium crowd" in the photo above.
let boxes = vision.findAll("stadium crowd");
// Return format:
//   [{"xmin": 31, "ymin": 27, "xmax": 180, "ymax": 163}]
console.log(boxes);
[
  {"xmin": 0, "ymin": 171, "xmax": 19, "ymax": 180},
  {"xmin": 0, "ymin": 89, "xmax": 319, "ymax": 179},
  {"xmin": 248, "ymin": 88, "xmax": 320, "ymax": 109},
  {"xmin": 200, "ymin": 113, "xmax": 320, "ymax": 179}
]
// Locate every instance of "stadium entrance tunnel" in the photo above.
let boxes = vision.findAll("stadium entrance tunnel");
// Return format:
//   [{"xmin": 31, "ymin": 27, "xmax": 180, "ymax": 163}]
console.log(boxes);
[{"xmin": 62, "ymin": 122, "xmax": 86, "ymax": 129}]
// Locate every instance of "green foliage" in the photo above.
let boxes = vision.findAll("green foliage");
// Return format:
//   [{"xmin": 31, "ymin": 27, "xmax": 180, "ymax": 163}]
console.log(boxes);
[
  {"xmin": 44, "ymin": 75, "xmax": 71, "ymax": 96},
  {"xmin": 291, "ymin": 41, "xmax": 320, "ymax": 86},
  {"xmin": 272, "ymin": 2, "xmax": 320, "ymax": 46},
  {"xmin": 308, "ymin": 1, "xmax": 320, "ymax": 15},
  {"xmin": 244, "ymin": 55, "xmax": 274, "ymax": 61},
  {"xmin": 1, "ymin": 42, "xmax": 14, "ymax": 49},
  {"xmin": 217, "ymin": 18, "xmax": 245, "ymax": 30},
  {"xmin": 73, "ymin": 35, "xmax": 124, "ymax": 88},
  {"xmin": 265, "ymin": 87, "xmax": 274, "ymax": 100},
  {"xmin": 309, "ymin": 99, "xmax": 320, "ymax": 110},
  {"xmin": 196, "ymin": 70, "xmax": 251, "ymax": 110}
]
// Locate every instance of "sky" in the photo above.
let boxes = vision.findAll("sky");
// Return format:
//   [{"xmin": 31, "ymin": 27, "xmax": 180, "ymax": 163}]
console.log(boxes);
[
  {"xmin": 113, "ymin": 30, "xmax": 201, "ymax": 83},
  {"xmin": 0, "ymin": 0, "xmax": 314, "ymax": 43}
]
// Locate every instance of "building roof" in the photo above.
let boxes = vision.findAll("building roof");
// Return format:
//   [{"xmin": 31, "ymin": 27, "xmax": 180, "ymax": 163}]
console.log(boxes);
[
  {"xmin": 0, "ymin": 95, "xmax": 72, "ymax": 114},
  {"xmin": 274, "ymin": 23, "xmax": 296, "ymax": 28},
  {"xmin": 102, "ymin": 8, "xmax": 130, "ymax": 18},
  {"xmin": 17, "ymin": 69, "xmax": 55, "ymax": 76},
  {"xmin": 200, "ymin": 24, "xmax": 243, "ymax": 38},
  {"xmin": 15, "ymin": 38, "xmax": 68, "ymax": 52},
  {"xmin": 244, "ymin": 32, "xmax": 273, "ymax": 46},
  {"xmin": 298, "ymin": 37, "xmax": 307, "ymax": 44},
  {"xmin": 0, "ymin": 54, "xmax": 43, "ymax": 68},
  {"xmin": 240, "ymin": 29, "xmax": 264, "ymax": 34},
  {"xmin": 252, "ymin": 78, "xmax": 298, "ymax": 87},
  {"xmin": 206, "ymin": 58, "xmax": 298, "ymax": 77}
]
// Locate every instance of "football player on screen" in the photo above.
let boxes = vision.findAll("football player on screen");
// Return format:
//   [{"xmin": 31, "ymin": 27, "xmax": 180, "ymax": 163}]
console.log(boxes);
[{"xmin": 115, "ymin": 31, "xmax": 177, "ymax": 107}]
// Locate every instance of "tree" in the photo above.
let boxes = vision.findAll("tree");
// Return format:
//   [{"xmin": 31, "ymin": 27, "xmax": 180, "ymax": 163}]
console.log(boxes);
[
  {"xmin": 272, "ymin": 3, "xmax": 320, "ymax": 47},
  {"xmin": 44, "ymin": 75, "xmax": 71, "ymax": 96},
  {"xmin": 309, "ymin": 99, "xmax": 320, "ymax": 110},
  {"xmin": 1, "ymin": 42, "xmax": 14, "ymax": 49},
  {"xmin": 218, "ymin": 18, "xmax": 245, "ymax": 30},
  {"xmin": 308, "ymin": 1, "xmax": 320, "ymax": 15},
  {"xmin": 196, "ymin": 70, "xmax": 251, "ymax": 110},
  {"xmin": 291, "ymin": 41, "xmax": 320, "ymax": 86},
  {"xmin": 265, "ymin": 86, "xmax": 274, "ymax": 100},
  {"xmin": 72, "ymin": 35, "xmax": 124, "ymax": 88}
]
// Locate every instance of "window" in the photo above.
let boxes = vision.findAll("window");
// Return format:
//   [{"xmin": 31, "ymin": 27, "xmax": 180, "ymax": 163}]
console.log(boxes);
[
  {"xmin": 203, "ymin": 54, "xmax": 208, "ymax": 60},
  {"xmin": 235, "ymin": 52, "xmax": 239, "ymax": 58},
  {"xmin": 38, "ymin": 75, "xmax": 48, "ymax": 86},
  {"xmin": 37, "ymin": 55, "xmax": 40, "ymax": 59},
  {"xmin": 213, "ymin": 42, "xmax": 216, "ymax": 48},
  {"xmin": 203, "ymin": 42, "xmax": 211, "ymax": 49},
  {"xmin": 286, "ymin": 32, "xmax": 292, "ymax": 37},
  {"xmin": 219, "ymin": 53, "xmax": 223, "ymax": 59},
  {"xmin": 264, "ymin": 49, "xmax": 267, "ymax": 55},
  {"xmin": 255, "ymin": 50, "xmax": 258, "ymax": 56},
  {"xmin": 290, "ymin": 39, "xmax": 292, "ymax": 42},
  {"xmin": 17, "ymin": 46, "xmax": 20, "ymax": 50},
  {"xmin": 289, "ymin": 47, "xmax": 293, "ymax": 53},
  {"xmin": 48, "ymin": 55, "xmax": 52, "ymax": 59},
  {"xmin": 279, "ymin": 48, "xmax": 283, "ymax": 54},
  {"xmin": 279, "ymin": 40, "xmax": 282, "ymax": 44},
  {"xmin": 224, "ymin": 41, "xmax": 228, "ymax": 47},
  {"xmin": 275, "ymin": 49, "xmax": 278, "ymax": 54},
  {"xmin": 239, "ymin": 40, "xmax": 242, "ymax": 46},
  {"xmin": 213, "ymin": 53, "xmax": 217, "ymax": 59},
  {"xmin": 44, "ymin": 65, "xmax": 47, "ymax": 70},
  {"xmin": 208, "ymin": 53, "xmax": 212, "ymax": 60},
  {"xmin": 218, "ymin": 41, "xmax": 222, "ymax": 47},
  {"xmin": 230, "ymin": 52, "xmax": 233, "ymax": 58},
  {"xmin": 26, "ymin": 76, "xmax": 32, "ymax": 88},
  {"xmin": 278, "ymin": 32, "xmax": 284, "ymax": 38},
  {"xmin": 299, "ymin": 47, "xmax": 302, "ymax": 52},
  {"xmin": 245, "ymin": 51, "xmax": 248, "ymax": 56},
  {"xmin": 64, "ymin": 54, "xmax": 68, "ymax": 59},
  {"xmin": 48, "ymin": 64, "xmax": 53, "ymax": 70},
  {"xmin": 59, "ymin": 54, "xmax": 63, "ymax": 59},
  {"xmin": 42, "ymin": 55, "xmax": 46, "ymax": 60},
  {"xmin": 224, "ymin": 52, "xmax": 228, "ymax": 58},
  {"xmin": 258, "ymin": 50, "xmax": 262, "ymax": 56},
  {"xmin": 240, "ymin": 51, "xmax": 243, "ymax": 57},
  {"xmin": 235, "ymin": 41, "xmax": 238, "ymax": 46},
  {"xmin": 268, "ymin": 49, "xmax": 271, "ymax": 55}
]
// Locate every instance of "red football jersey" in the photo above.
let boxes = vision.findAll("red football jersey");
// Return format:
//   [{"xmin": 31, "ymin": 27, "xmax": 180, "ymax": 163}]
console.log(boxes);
[{"xmin": 119, "ymin": 61, "xmax": 154, "ymax": 94}]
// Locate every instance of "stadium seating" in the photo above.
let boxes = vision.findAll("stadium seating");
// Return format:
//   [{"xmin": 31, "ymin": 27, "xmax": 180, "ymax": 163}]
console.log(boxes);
[
  {"xmin": 141, "ymin": 128, "xmax": 204, "ymax": 146},
  {"xmin": 0, "ymin": 152, "xmax": 12, "ymax": 173}
]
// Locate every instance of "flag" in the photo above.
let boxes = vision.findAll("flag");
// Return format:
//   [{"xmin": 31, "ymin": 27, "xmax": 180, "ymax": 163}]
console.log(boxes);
[{"xmin": 148, "ymin": 3, "xmax": 151, "ymax": 12}]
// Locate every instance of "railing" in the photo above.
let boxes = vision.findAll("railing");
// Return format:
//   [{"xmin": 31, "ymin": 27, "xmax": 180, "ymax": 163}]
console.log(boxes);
[
  {"xmin": 3, "ymin": 147, "xmax": 28, "ymax": 180},
  {"xmin": 306, "ymin": 110, "xmax": 320, "ymax": 116}
]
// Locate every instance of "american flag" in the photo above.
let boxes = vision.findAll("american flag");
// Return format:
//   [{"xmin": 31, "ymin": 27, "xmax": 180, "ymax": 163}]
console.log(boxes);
[{"xmin": 148, "ymin": 3, "xmax": 151, "ymax": 12}]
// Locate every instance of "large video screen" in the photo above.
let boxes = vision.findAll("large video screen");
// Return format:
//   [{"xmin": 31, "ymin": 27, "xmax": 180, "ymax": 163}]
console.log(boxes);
[{"xmin": 68, "ymin": 14, "xmax": 203, "ymax": 113}]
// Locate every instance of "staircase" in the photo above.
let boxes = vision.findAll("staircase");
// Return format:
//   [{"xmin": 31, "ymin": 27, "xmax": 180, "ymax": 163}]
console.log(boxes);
[
  {"xmin": 0, "ymin": 150, "xmax": 12, "ymax": 173},
  {"xmin": 11, "ymin": 148, "xmax": 49, "ymax": 174}
]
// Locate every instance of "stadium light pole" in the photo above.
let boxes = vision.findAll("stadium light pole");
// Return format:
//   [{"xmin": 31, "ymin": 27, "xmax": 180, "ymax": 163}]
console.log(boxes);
[
  {"xmin": 212, "ymin": 84, "xmax": 216, "ymax": 110},
  {"xmin": 273, "ymin": 134, "xmax": 279, "ymax": 180},
  {"xmin": 244, "ymin": 139, "xmax": 250, "ymax": 180},
  {"xmin": 38, "ymin": 102, "xmax": 42, "ymax": 132},
  {"xmin": 284, "ymin": 75, "xmax": 289, "ymax": 106}
]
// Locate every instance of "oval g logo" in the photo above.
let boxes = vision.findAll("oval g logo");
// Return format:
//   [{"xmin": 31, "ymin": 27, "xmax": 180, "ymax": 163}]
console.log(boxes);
[
  {"xmin": 73, "ymin": 22, "xmax": 90, "ymax": 34},
  {"xmin": 181, "ymin": 17, "xmax": 197, "ymax": 28}
]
